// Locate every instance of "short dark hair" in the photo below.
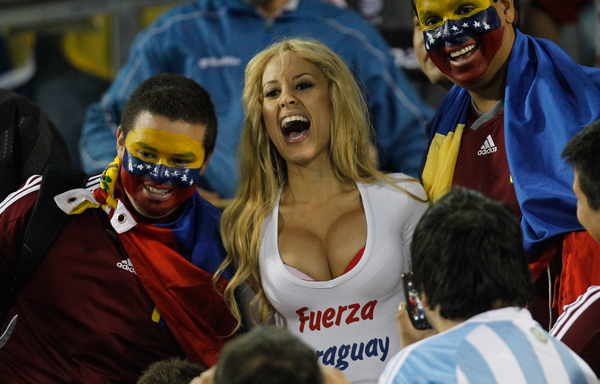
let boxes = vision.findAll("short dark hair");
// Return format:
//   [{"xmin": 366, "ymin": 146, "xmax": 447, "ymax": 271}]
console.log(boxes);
[
  {"xmin": 120, "ymin": 73, "xmax": 218, "ymax": 155},
  {"xmin": 562, "ymin": 120, "xmax": 600, "ymax": 211},
  {"xmin": 214, "ymin": 326, "xmax": 324, "ymax": 384},
  {"xmin": 411, "ymin": 188, "xmax": 533, "ymax": 320},
  {"xmin": 136, "ymin": 357, "xmax": 205, "ymax": 384},
  {"xmin": 411, "ymin": 0, "xmax": 520, "ymax": 29}
]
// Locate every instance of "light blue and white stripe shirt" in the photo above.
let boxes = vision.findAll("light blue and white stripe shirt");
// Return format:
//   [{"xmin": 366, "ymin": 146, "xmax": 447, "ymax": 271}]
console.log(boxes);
[{"xmin": 378, "ymin": 307, "xmax": 597, "ymax": 384}]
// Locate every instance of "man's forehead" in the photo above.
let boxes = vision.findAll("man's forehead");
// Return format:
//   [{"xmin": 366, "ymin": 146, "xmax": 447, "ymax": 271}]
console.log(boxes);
[{"xmin": 416, "ymin": 0, "xmax": 491, "ymax": 12}]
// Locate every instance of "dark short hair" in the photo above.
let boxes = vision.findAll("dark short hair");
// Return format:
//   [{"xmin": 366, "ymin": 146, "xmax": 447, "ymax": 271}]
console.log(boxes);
[
  {"xmin": 411, "ymin": 188, "xmax": 533, "ymax": 320},
  {"xmin": 136, "ymin": 357, "xmax": 205, "ymax": 384},
  {"xmin": 120, "ymin": 73, "xmax": 218, "ymax": 155},
  {"xmin": 411, "ymin": 0, "xmax": 520, "ymax": 29},
  {"xmin": 562, "ymin": 120, "xmax": 600, "ymax": 211},
  {"xmin": 214, "ymin": 326, "xmax": 324, "ymax": 384}
]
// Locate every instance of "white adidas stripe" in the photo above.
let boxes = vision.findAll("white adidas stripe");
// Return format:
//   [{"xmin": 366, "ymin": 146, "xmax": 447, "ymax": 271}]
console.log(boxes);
[
  {"xmin": 0, "ymin": 175, "xmax": 42, "ymax": 214},
  {"xmin": 551, "ymin": 286, "xmax": 600, "ymax": 340}
]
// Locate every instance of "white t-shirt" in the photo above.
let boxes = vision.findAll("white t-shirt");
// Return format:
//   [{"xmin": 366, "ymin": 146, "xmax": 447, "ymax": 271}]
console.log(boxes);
[{"xmin": 260, "ymin": 175, "xmax": 428, "ymax": 384}]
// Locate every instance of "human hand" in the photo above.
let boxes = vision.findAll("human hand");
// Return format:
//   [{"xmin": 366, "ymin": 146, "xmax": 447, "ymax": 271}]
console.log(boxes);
[
  {"xmin": 190, "ymin": 366, "xmax": 215, "ymax": 384},
  {"xmin": 397, "ymin": 302, "xmax": 436, "ymax": 349},
  {"xmin": 321, "ymin": 366, "xmax": 351, "ymax": 384}
]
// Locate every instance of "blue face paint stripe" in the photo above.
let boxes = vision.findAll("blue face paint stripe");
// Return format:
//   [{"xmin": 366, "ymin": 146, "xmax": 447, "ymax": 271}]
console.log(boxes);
[
  {"xmin": 424, "ymin": 6, "xmax": 502, "ymax": 52},
  {"xmin": 123, "ymin": 149, "xmax": 202, "ymax": 187}
]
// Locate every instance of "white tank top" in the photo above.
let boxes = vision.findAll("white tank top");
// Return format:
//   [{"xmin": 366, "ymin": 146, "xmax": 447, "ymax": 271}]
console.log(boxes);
[{"xmin": 260, "ymin": 174, "xmax": 428, "ymax": 384}]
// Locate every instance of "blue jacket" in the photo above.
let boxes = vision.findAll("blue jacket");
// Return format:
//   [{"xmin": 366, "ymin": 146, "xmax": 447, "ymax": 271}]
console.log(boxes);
[{"xmin": 80, "ymin": 0, "xmax": 434, "ymax": 197}]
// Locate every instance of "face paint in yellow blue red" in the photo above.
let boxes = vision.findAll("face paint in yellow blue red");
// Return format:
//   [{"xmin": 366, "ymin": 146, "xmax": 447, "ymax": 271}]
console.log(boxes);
[
  {"xmin": 121, "ymin": 127, "xmax": 205, "ymax": 219},
  {"xmin": 417, "ymin": 0, "xmax": 505, "ymax": 84}
]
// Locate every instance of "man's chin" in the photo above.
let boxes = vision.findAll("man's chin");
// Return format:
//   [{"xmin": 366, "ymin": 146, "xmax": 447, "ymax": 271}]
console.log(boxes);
[{"xmin": 131, "ymin": 199, "xmax": 180, "ymax": 220}]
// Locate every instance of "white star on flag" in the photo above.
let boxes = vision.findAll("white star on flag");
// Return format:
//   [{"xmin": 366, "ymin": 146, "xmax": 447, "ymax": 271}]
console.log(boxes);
[
  {"xmin": 182, "ymin": 175, "xmax": 188, "ymax": 182},
  {"xmin": 146, "ymin": 164, "xmax": 152, "ymax": 169},
  {"xmin": 452, "ymin": 25, "xmax": 459, "ymax": 31},
  {"xmin": 137, "ymin": 164, "xmax": 144, "ymax": 170},
  {"xmin": 484, "ymin": 23, "xmax": 490, "ymax": 30},
  {"xmin": 128, "ymin": 164, "xmax": 134, "ymax": 172},
  {"xmin": 426, "ymin": 43, "xmax": 430, "ymax": 50},
  {"xmin": 474, "ymin": 21, "xmax": 481, "ymax": 27},
  {"xmin": 436, "ymin": 32, "xmax": 442, "ymax": 38},
  {"xmin": 463, "ymin": 23, "xmax": 469, "ymax": 27},
  {"xmin": 189, "ymin": 179, "xmax": 194, "ymax": 186},
  {"xmin": 165, "ymin": 170, "xmax": 170, "ymax": 177},
  {"xmin": 173, "ymin": 171, "xmax": 179, "ymax": 176}
]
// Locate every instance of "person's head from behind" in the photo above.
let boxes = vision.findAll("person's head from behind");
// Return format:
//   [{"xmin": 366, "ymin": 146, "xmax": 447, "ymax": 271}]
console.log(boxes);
[
  {"xmin": 214, "ymin": 326, "xmax": 324, "ymax": 384},
  {"xmin": 411, "ymin": 0, "xmax": 516, "ymax": 89},
  {"xmin": 562, "ymin": 120, "xmax": 600, "ymax": 243},
  {"xmin": 116, "ymin": 74, "xmax": 217, "ymax": 220},
  {"xmin": 240, "ymin": 38, "xmax": 377, "ymax": 191},
  {"xmin": 411, "ymin": 188, "xmax": 532, "ymax": 325},
  {"xmin": 137, "ymin": 357, "xmax": 205, "ymax": 384}
]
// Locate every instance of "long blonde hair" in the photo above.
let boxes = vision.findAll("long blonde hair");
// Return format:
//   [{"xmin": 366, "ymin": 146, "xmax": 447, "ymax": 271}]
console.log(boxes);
[{"xmin": 216, "ymin": 38, "xmax": 424, "ymax": 329}]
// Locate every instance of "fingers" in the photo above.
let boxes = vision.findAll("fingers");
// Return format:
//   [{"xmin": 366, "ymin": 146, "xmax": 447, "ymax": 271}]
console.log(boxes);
[{"xmin": 321, "ymin": 366, "xmax": 351, "ymax": 384}]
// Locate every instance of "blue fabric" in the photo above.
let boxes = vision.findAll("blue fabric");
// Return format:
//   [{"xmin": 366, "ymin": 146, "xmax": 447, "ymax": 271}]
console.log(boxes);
[
  {"xmin": 378, "ymin": 309, "xmax": 596, "ymax": 384},
  {"xmin": 157, "ymin": 191, "xmax": 231, "ymax": 280},
  {"xmin": 427, "ymin": 31, "xmax": 600, "ymax": 259},
  {"xmin": 79, "ymin": 0, "xmax": 434, "ymax": 197}
]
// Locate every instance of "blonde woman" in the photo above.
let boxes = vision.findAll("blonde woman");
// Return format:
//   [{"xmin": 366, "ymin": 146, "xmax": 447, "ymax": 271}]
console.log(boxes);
[{"xmin": 217, "ymin": 39, "xmax": 428, "ymax": 384}]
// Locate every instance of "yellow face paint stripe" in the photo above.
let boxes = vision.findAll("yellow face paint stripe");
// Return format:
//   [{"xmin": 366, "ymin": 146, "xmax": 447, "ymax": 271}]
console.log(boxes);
[
  {"xmin": 417, "ymin": 0, "xmax": 492, "ymax": 31},
  {"xmin": 125, "ymin": 127, "xmax": 205, "ymax": 169}
]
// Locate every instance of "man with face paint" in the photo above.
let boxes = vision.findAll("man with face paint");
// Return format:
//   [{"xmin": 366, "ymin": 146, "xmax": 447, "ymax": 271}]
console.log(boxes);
[
  {"xmin": 0, "ymin": 74, "xmax": 237, "ymax": 382},
  {"xmin": 415, "ymin": 0, "xmax": 600, "ymax": 330}
]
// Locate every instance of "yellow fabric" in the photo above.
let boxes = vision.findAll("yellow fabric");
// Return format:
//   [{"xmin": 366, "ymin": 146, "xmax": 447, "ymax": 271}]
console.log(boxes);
[
  {"xmin": 422, "ymin": 124, "xmax": 465, "ymax": 203},
  {"xmin": 61, "ymin": 4, "xmax": 178, "ymax": 80},
  {"xmin": 151, "ymin": 306, "xmax": 162, "ymax": 323},
  {"xmin": 4, "ymin": 31, "xmax": 35, "ymax": 67},
  {"xmin": 68, "ymin": 157, "xmax": 120, "ymax": 215}
]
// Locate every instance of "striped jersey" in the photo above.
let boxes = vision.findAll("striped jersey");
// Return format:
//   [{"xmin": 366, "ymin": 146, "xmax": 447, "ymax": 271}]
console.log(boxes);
[
  {"xmin": 378, "ymin": 307, "xmax": 597, "ymax": 384},
  {"xmin": 551, "ymin": 285, "xmax": 600, "ymax": 375}
]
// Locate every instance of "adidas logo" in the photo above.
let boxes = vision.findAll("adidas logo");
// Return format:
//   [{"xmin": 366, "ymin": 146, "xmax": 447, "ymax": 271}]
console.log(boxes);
[
  {"xmin": 117, "ymin": 258, "xmax": 137, "ymax": 275},
  {"xmin": 477, "ymin": 135, "xmax": 498, "ymax": 156}
]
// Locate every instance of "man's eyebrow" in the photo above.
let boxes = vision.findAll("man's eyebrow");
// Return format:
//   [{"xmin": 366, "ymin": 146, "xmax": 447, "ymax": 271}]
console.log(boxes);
[
  {"xmin": 136, "ymin": 142, "xmax": 157, "ymax": 152},
  {"xmin": 172, "ymin": 152, "xmax": 197, "ymax": 158}
]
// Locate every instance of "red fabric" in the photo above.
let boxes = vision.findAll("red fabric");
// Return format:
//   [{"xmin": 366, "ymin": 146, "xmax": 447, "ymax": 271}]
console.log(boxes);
[
  {"xmin": 343, "ymin": 246, "xmax": 366, "ymax": 274},
  {"xmin": 535, "ymin": 0, "xmax": 589, "ymax": 24},
  {"xmin": 559, "ymin": 231, "xmax": 600, "ymax": 315},
  {"xmin": 97, "ymin": 181, "xmax": 236, "ymax": 367},
  {"xmin": 453, "ymin": 106, "xmax": 521, "ymax": 216}
]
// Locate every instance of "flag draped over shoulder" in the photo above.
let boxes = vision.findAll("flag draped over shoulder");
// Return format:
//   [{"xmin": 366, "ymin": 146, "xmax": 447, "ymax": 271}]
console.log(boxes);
[
  {"xmin": 423, "ymin": 30, "xmax": 600, "ymax": 259},
  {"xmin": 62, "ymin": 158, "xmax": 237, "ymax": 367}
]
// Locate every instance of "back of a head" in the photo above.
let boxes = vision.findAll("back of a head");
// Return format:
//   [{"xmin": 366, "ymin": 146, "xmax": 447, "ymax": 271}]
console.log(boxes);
[
  {"xmin": 214, "ymin": 326, "xmax": 324, "ymax": 384},
  {"xmin": 120, "ymin": 73, "xmax": 218, "ymax": 155},
  {"xmin": 411, "ymin": 188, "xmax": 533, "ymax": 320},
  {"xmin": 562, "ymin": 119, "xmax": 600, "ymax": 211},
  {"xmin": 136, "ymin": 357, "xmax": 205, "ymax": 384}
]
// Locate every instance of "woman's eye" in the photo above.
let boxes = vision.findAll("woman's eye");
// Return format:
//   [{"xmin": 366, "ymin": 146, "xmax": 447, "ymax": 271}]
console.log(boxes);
[
  {"xmin": 264, "ymin": 89, "xmax": 280, "ymax": 98},
  {"xmin": 297, "ymin": 82, "xmax": 313, "ymax": 90}
]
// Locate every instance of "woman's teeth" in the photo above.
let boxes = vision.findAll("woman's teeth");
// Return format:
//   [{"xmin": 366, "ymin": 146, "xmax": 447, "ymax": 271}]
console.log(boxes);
[
  {"xmin": 450, "ymin": 44, "xmax": 476, "ymax": 58},
  {"xmin": 282, "ymin": 115, "xmax": 309, "ymax": 128}
]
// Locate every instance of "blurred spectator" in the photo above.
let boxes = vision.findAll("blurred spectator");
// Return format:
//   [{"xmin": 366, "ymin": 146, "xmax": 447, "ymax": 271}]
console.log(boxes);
[
  {"xmin": 193, "ymin": 326, "xmax": 350, "ymax": 384},
  {"xmin": 79, "ymin": 0, "xmax": 434, "ymax": 198},
  {"xmin": 379, "ymin": 188, "xmax": 597, "ymax": 384},
  {"xmin": 549, "ymin": 119, "xmax": 600, "ymax": 376},
  {"xmin": 137, "ymin": 357, "xmax": 206, "ymax": 384},
  {"xmin": 0, "ymin": 88, "xmax": 71, "ymax": 201}
]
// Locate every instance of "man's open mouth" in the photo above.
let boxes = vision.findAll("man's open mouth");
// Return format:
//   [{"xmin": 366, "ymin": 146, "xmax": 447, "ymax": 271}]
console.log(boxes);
[{"xmin": 280, "ymin": 115, "xmax": 311, "ymax": 140}]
